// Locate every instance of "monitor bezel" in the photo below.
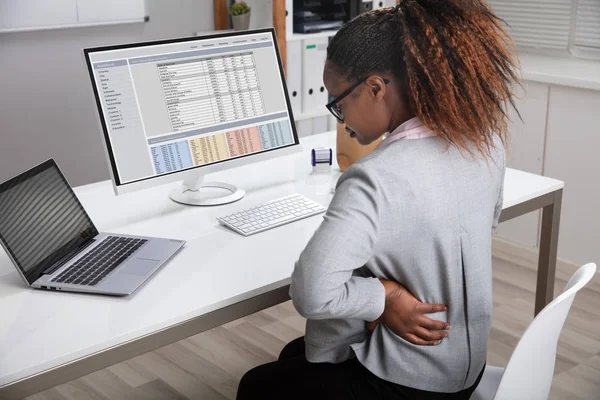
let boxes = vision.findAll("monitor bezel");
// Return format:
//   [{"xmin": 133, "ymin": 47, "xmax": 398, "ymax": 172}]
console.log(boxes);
[{"xmin": 83, "ymin": 28, "xmax": 301, "ymax": 195}]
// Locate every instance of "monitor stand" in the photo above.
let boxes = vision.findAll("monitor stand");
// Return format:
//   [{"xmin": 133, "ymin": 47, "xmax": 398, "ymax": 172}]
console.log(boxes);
[{"xmin": 169, "ymin": 175, "xmax": 245, "ymax": 206}]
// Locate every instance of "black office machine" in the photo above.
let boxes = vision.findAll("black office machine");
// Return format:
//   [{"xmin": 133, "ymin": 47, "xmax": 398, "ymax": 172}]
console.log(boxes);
[{"xmin": 293, "ymin": 0, "xmax": 375, "ymax": 33}]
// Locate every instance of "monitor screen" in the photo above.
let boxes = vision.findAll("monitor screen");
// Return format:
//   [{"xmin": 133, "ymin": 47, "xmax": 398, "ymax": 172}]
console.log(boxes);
[{"xmin": 84, "ymin": 29, "xmax": 298, "ymax": 186}]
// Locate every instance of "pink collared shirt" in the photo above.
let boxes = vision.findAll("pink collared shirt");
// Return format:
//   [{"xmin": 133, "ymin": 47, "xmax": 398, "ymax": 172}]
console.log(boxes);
[{"xmin": 376, "ymin": 117, "xmax": 436, "ymax": 150}]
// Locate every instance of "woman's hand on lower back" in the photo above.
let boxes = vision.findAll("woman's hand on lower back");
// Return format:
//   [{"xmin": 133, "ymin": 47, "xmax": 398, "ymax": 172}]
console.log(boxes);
[{"xmin": 367, "ymin": 280, "xmax": 450, "ymax": 346}]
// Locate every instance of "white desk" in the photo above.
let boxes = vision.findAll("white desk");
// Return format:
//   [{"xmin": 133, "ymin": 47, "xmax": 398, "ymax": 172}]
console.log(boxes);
[{"xmin": 0, "ymin": 131, "xmax": 564, "ymax": 399}]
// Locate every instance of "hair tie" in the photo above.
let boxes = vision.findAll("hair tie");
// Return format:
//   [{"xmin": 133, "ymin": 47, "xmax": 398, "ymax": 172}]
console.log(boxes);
[{"xmin": 395, "ymin": 4, "xmax": 402, "ymax": 11}]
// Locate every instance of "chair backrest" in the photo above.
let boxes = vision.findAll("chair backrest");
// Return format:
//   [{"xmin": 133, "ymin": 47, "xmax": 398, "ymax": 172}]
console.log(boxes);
[{"xmin": 494, "ymin": 263, "xmax": 597, "ymax": 400}]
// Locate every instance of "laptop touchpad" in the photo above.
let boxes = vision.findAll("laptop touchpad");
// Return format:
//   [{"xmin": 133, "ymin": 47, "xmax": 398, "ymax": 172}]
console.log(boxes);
[{"xmin": 119, "ymin": 258, "xmax": 160, "ymax": 276}]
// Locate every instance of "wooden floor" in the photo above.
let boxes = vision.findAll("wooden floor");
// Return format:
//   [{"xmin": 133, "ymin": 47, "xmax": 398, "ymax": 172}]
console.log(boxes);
[{"xmin": 27, "ymin": 258, "xmax": 600, "ymax": 400}]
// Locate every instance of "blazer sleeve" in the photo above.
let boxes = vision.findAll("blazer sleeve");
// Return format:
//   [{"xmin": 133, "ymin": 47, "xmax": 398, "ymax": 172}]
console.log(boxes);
[{"xmin": 290, "ymin": 163, "xmax": 385, "ymax": 321}]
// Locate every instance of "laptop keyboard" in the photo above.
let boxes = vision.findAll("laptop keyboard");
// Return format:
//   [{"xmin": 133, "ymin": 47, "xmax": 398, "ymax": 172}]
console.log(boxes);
[{"xmin": 52, "ymin": 236, "xmax": 147, "ymax": 286}]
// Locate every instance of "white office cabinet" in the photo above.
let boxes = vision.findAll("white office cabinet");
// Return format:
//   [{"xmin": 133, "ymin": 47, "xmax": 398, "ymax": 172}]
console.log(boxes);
[
  {"xmin": 76, "ymin": 0, "xmax": 145, "ymax": 24},
  {"xmin": 287, "ymin": 40, "xmax": 303, "ymax": 114},
  {"xmin": 544, "ymin": 85, "xmax": 600, "ymax": 265},
  {"xmin": 296, "ymin": 120, "xmax": 313, "ymax": 138},
  {"xmin": 312, "ymin": 116, "xmax": 329, "ymax": 135},
  {"xmin": 327, "ymin": 115, "xmax": 337, "ymax": 131},
  {"xmin": 301, "ymin": 38, "xmax": 328, "ymax": 113},
  {"xmin": 0, "ymin": 0, "xmax": 78, "ymax": 30},
  {"xmin": 286, "ymin": 0, "xmax": 293, "ymax": 36},
  {"xmin": 495, "ymin": 81, "xmax": 549, "ymax": 248}
]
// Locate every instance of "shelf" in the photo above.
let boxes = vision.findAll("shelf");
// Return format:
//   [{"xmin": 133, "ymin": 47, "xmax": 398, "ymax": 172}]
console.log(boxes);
[
  {"xmin": 293, "ymin": 109, "xmax": 331, "ymax": 121},
  {"xmin": 193, "ymin": 29, "xmax": 338, "ymax": 43},
  {"xmin": 519, "ymin": 52, "xmax": 600, "ymax": 91},
  {"xmin": 194, "ymin": 29, "xmax": 235, "ymax": 36},
  {"xmin": 193, "ymin": 30, "xmax": 338, "ymax": 42},
  {"xmin": 287, "ymin": 30, "xmax": 339, "ymax": 42}
]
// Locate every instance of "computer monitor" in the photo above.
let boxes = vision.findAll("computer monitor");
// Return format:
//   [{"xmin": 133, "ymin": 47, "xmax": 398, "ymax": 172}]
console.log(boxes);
[{"xmin": 84, "ymin": 28, "xmax": 300, "ymax": 206}]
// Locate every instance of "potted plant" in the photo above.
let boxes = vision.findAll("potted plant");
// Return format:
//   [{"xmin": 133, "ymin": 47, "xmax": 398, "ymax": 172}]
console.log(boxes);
[{"xmin": 230, "ymin": 1, "xmax": 251, "ymax": 31}]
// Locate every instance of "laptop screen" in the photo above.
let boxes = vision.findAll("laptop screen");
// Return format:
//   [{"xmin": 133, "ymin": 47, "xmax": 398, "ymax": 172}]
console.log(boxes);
[{"xmin": 0, "ymin": 160, "xmax": 98, "ymax": 285}]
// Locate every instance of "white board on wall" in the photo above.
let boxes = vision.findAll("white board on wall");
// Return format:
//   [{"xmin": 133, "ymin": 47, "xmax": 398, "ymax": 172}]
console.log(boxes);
[
  {"xmin": 0, "ymin": 0, "xmax": 78, "ymax": 30},
  {"xmin": 76, "ymin": 0, "xmax": 146, "ymax": 24},
  {"xmin": 0, "ymin": 0, "xmax": 146, "ymax": 32}
]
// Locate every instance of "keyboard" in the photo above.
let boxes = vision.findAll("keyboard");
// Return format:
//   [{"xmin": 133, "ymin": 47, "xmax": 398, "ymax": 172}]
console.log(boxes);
[
  {"xmin": 52, "ymin": 236, "xmax": 147, "ymax": 286},
  {"xmin": 217, "ymin": 194, "xmax": 327, "ymax": 236}
]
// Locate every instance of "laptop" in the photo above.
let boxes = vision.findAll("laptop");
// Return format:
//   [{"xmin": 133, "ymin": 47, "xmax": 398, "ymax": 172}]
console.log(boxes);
[{"xmin": 0, "ymin": 159, "xmax": 185, "ymax": 296}]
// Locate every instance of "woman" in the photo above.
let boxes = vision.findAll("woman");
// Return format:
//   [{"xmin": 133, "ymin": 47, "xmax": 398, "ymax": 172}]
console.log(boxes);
[{"xmin": 238, "ymin": 0, "xmax": 519, "ymax": 398}]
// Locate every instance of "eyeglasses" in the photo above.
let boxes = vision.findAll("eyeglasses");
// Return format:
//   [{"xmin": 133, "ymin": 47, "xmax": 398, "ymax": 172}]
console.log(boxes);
[{"xmin": 325, "ymin": 77, "xmax": 390, "ymax": 123}]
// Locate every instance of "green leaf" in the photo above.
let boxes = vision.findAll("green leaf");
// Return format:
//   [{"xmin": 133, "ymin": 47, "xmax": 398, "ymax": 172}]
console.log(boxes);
[{"xmin": 230, "ymin": 1, "xmax": 250, "ymax": 16}]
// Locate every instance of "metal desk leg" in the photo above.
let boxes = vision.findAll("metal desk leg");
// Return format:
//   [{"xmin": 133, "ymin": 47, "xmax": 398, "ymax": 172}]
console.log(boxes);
[{"xmin": 535, "ymin": 189, "xmax": 563, "ymax": 315}]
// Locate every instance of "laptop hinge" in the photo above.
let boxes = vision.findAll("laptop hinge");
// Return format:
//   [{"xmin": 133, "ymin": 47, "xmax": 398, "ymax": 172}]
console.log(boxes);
[{"xmin": 42, "ymin": 239, "xmax": 96, "ymax": 275}]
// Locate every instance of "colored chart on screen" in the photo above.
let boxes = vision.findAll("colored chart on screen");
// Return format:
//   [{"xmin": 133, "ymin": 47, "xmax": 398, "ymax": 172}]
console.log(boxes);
[{"xmin": 150, "ymin": 120, "xmax": 293, "ymax": 174}]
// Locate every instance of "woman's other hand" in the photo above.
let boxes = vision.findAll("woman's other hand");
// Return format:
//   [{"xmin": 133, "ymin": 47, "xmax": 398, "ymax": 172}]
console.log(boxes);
[{"xmin": 367, "ymin": 280, "xmax": 450, "ymax": 345}]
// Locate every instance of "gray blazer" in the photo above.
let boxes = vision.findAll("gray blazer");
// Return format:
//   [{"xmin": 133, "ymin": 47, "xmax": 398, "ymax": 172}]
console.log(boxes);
[{"xmin": 290, "ymin": 135, "xmax": 505, "ymax": 392}]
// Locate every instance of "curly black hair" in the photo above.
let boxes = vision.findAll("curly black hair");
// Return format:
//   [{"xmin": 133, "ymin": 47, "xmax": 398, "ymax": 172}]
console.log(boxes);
[{"xmin": 327, "ymin": 0, "xmax": 521, "ymax": 156}]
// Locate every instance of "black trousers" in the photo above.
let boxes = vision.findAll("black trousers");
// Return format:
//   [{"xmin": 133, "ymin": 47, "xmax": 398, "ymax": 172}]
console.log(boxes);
[{"xmin": 237, "ymin": 337, "xmax": 484, "ymax": 400}]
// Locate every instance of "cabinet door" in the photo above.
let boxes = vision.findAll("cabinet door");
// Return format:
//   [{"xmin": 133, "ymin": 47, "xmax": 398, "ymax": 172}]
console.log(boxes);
[
  {"xmin": 495, "ymin": 81, "xmax": 549, "ymax": 248},
  {"xmin": 0, "ymin": 0, "xmax": 77, "ymax": 30},
  {"xmin": 544, "ymin": 85, "xmax": 600, "ymax": 264},
  {"xmin": 296, "ymin": 120, "xmax": 313, "ymax": 138},
  {"xmin": 312, "ymin": 116, "xmax": 328, "ymax": 135}
]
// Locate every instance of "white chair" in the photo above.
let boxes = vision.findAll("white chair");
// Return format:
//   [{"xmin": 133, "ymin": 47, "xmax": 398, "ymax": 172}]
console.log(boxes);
[{"xmin": 472, "ymin": 262, "xmax": 597, "ymax": 400}]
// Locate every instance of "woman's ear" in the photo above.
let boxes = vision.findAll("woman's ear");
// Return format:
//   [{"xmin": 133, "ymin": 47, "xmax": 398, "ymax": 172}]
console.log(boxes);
[{"xmin": 366, "ymin": 76, "xmax": 387, "ymax": 101}]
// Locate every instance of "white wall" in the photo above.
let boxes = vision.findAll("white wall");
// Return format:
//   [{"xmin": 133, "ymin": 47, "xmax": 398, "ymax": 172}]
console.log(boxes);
[
  {"xmin": 245, "ymin": 0, "xmax": 273, "ymax": 30},
  {"xmin": 0, "ymin": 0, "xmax": 214, "ymax": 187}
]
